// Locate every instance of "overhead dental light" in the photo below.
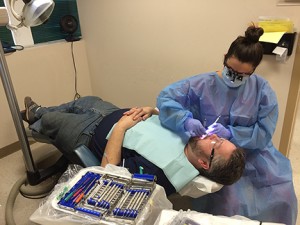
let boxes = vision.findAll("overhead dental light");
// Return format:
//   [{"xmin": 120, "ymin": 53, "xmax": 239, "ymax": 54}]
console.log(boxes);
[{"xmin": 9, "ymin": 0, "xmax": 55, "ymax": 28}]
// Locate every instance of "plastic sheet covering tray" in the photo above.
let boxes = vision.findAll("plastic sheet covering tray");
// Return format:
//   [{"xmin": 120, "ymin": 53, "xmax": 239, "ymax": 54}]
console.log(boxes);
[{"xmin": 30, "ymin": 165, "xmax": 172, "ymax": 225}]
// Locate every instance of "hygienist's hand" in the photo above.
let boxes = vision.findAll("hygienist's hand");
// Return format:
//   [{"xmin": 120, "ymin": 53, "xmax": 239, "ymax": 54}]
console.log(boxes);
[
  {"xmin": 206, "ymin": 123, "xmax": 232, "ymax": 139},
  {"xmin": 184, "ymin": 118, "xmax": 206, "ymax": 137},
  {"xmin": 124, "ymin": 106, "xmax": 159, "ymax": 121}
]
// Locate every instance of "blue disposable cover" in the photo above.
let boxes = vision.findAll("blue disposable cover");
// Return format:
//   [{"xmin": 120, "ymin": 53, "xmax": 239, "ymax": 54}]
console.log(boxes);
[{"xmin": 107, "ymin": 116, "xmax": 199, "ymax": 191}]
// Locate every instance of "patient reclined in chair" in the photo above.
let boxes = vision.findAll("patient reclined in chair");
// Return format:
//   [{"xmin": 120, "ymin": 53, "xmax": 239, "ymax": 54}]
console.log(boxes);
[
  {"xmin": 22, "ymin": 96, "xmax": 244, "ymax": 197},
  {"xmin": 26, "ymin": 127, "xmax": 223, "ymax": 198}
]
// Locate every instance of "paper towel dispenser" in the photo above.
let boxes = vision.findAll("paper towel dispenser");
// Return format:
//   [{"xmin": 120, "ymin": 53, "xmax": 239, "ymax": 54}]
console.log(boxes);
[{"xmin": 260, "ymin": 32, "xmax": 296, "ymax": 56}]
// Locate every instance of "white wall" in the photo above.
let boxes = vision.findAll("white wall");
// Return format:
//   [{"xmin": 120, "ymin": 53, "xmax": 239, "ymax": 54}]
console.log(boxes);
[
  {"xmin": 77, "ymin": 0, "xmax": 300, "ymax": 151},
  {"xmin": 0, "ymin": 40, "xmax": 92, "ymax": 148}
]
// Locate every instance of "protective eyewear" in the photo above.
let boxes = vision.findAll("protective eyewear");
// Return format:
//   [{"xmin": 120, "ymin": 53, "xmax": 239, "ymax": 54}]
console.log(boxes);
[
  {"xmin": 223, "ymin": 62, "xmax": 253, "ymax": 82},
  {"xmin": 209, "ymin": 137, "xmax": 225, "ymax": 168}
]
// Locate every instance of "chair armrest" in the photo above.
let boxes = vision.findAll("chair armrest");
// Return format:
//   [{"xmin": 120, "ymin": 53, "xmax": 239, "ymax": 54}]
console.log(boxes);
[{"xmin": 74, "ymin": 145, "xmax": 100, "ymax": 167}]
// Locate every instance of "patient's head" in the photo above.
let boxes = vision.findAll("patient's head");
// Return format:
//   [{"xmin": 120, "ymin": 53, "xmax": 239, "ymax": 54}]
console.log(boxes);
[{"xmin": 185, "ymin": 134, "xmax": 245, "ymax": 185}]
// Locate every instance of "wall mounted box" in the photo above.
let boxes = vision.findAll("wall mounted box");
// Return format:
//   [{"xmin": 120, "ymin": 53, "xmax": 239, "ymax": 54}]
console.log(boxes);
[{"xmin": 260, "ymin": 32, "xmax": 297, "ymax": 56}]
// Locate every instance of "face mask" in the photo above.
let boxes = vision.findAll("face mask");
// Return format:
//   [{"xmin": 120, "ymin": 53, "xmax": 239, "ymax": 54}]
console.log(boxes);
[{"xmin": 222, "ymin": 66, "xmax": 249, "ymax": 88}]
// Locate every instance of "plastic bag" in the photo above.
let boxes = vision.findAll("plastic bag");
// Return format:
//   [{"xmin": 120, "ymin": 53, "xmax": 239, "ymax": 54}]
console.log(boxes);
[{"xmin": 30, "ymin": 164, "xmax": 172, "ymax": 225}]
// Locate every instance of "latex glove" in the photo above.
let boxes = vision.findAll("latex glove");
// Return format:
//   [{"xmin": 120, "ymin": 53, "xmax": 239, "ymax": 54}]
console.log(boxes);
[
  {"xmin": 184, "ymin": 118, "xmax": 206, "ymax": 137},
  {"xmin": 206, "ymin": 123, "xmax": 232, "ymax": 139}
]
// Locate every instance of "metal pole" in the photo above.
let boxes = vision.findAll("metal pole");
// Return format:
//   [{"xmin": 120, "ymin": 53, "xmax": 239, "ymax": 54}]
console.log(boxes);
[{"xmin": 0, "ymin": 41, "xmax": 37, "ymax": 175}]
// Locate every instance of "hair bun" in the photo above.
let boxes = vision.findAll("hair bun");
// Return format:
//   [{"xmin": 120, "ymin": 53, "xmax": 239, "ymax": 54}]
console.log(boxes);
[{"xmin": 245, "ymin": 26, "xmax": 264, "ymax": 43}]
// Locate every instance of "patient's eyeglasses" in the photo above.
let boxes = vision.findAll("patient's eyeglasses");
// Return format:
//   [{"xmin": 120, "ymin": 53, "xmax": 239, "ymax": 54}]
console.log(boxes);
[{"xmin": 209, "ymin": 137, "xmax": 225, "ymax": 168}]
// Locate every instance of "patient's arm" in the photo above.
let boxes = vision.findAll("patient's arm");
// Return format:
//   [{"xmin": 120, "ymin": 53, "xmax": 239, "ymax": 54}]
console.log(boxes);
[
  {"xmin": 124, "ymin": 106, "xmax": 159, "ymax": 121},
  {"xmin": 101, "ymin": 111, "xmax": 143, "ymax": 167}
]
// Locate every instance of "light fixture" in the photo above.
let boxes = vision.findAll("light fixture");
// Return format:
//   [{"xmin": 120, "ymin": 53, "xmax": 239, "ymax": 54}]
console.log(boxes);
[{"xmin": 8, "ymin": 0, "xmax": 55, "ymax": 28}]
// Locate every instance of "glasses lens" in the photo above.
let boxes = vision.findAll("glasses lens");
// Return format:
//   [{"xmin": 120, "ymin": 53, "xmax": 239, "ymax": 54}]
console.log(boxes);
[
  {"xmin": 209, "ymin": 147, "xmax": 215, "ymax": 168},
  {"xmin": 224, "ymin": 62, "xmax": 253, "ymax": 77},
  {"xmin": 215, "ymin": 138, "xmax": 224, "ymax": 148},
  {"xmin": 225, "ymin": 66, "xmax": 233, "ymax": 78},
  {"xmin": 236, "ymin": 75, "xmax": 244, "ymax": 81},
  {"xmin": 225, "ymin": 66, "xmax": 239, "ymax": 82},
  {"xmin": 209, "ymin": 138, "xmax": 224, "ymax": 168}
]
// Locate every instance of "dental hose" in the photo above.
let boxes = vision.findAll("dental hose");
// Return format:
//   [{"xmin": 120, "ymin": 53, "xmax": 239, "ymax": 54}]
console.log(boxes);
[
  {"xmin": 5, "ymin": 174, "xmax": 27, "ymax": 225},
  {"xmin": 5, "ymin": 173, "xmax": 56, "ymax": 225}
]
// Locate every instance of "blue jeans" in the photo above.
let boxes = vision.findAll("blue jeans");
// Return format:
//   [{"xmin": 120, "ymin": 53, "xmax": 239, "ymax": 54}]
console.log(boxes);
[{"xmin": 30, "ymin": 96, "xmax": 119, "ymax": 157}]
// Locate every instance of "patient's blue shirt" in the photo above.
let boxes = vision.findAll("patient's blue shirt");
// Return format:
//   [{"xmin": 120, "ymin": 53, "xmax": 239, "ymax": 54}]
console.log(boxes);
[{"xmin": 88, "ymin": 109, "xmax": 177, "ymax": 195}]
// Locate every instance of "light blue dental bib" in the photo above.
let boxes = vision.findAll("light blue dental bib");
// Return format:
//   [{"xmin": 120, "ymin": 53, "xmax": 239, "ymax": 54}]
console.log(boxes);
[{"xmin": 107, "ymin": 115, "xmax": 199, "ymax": 191}]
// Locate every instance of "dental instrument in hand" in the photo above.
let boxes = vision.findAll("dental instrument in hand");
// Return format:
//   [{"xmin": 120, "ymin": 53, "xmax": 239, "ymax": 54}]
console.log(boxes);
[
  {"xmin": 212, "ymin": 116, "xmax": 221, "ymax": 125},
  {"xmin": 201, "ymin": 116, "xmax": 221, "ymax": 139}
]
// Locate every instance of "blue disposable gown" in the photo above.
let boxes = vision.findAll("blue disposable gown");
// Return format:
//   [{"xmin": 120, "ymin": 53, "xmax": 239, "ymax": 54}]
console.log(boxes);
[{"xmin": 157, "ymin": 72, "xmax": 298, "ymax": 225}]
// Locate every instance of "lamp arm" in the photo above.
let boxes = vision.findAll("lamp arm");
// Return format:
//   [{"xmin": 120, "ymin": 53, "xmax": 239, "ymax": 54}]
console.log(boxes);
[{"xmin": 9, "ymin": 0, "xmax": 23, "ymax": 21}]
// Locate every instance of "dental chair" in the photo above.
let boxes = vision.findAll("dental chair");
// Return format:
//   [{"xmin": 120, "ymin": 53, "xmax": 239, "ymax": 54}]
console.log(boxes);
[
  {"xmin": 27, "ymin": 128, "xmax": 100, "ymax": 168},
  {"xmin": 26, "ymin": 128, "xmax": 222, "ymax": 205},
  {"xmin": 25, "ymin": 128, "xmax": 224, "ymax": 220}
]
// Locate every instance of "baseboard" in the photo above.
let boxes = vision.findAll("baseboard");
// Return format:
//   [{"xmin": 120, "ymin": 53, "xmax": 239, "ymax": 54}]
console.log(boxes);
[{"xmin": 0, "ymin": 141, "xmax": 35, "ymax": 159}]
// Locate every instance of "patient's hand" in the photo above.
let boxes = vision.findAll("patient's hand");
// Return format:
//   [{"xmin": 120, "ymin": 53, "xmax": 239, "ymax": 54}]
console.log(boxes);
[
  {"xmin": 116, "ymin": 112, "xmax": 143, "ymax": 131},
  {"xmin": 124, "ymin": 107, "xmax": 159, "ymax": 121}
]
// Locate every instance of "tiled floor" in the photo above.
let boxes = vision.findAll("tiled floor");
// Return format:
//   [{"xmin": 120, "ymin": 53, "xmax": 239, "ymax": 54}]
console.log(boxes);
[
  {"xmin": 0, "ymin": 104, "xmax": 300, "ymax": 225},
  {"xmin": 0, "ymin": 143, "xmax": 62, "ymax": 225}
]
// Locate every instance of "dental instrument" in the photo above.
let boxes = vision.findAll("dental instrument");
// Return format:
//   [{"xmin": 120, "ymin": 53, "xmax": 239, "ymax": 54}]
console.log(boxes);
[{"xmin": 201, "ymin": 116, "xmax": 221, "ymax": 139}]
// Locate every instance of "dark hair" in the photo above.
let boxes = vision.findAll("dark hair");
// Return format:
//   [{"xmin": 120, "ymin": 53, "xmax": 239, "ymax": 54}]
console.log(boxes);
[
  {"xmin": 198, "ymin": 147, "xmax": 245, "ymax": 185},
  {"xmin": 224, "ymin": 25, "xmax": 264, "ymax": 69}
]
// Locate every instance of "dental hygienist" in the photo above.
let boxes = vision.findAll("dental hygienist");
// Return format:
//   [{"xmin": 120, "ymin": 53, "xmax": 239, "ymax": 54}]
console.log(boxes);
[{"xmin": 156, "ymin": 24, "xmax": 297, "ymax": 225}]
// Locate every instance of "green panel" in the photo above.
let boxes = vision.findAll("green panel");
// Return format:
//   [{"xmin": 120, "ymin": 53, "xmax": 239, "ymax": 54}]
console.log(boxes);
[
  {"xmin": 0, "ymin": 0, "xmax": 81, "ymax": 44},
  {"xmin": 0, "ymin": 0, "xmax": 14, "ymax": 44},
  {"xmin": 31, "ymin": 0, "xmax": 81, "ymax": 44}
]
